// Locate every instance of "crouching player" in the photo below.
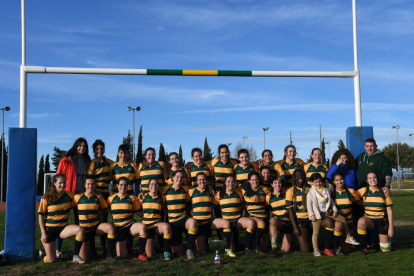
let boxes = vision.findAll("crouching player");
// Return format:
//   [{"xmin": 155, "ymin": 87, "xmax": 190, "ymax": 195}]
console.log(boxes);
[
  {"xmin": 38, "ymin": 174, "xmax": 85, "ymax": 264},
  {"xmin": 107, "ymin": 177, "xmax": 148, "ymax": 260},
  {"xmin": 74, "ymin": 177, "xmax": 116, "ymax": 261},
  {"xmin": 188, "ymin": 172, "xmax": 236, "ymax": 257}
]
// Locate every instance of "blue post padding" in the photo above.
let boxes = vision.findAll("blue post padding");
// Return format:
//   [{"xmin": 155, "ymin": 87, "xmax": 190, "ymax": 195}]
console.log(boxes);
[
  {"xmin": 346, "ymin": 126, "xmax": 374, "ymax": 158},
  {"xmin": 4, "ymin": 128, "xmax": 37, "ymax": 260}
]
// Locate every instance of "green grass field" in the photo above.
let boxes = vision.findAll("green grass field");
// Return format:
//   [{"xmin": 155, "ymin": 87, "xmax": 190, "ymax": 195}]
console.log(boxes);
[{"xmin": 0, "ymin": 192, "xmax": 413, "ymax": 276}]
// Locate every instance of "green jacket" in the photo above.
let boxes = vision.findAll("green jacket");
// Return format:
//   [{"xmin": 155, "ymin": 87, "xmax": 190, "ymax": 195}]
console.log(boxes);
[{"xmin": 356, "ymin": 150, "xmax": 392, "ymax": 188}]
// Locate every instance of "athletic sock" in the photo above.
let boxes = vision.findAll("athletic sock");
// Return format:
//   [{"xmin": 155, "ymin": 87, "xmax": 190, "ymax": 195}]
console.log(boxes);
[
  {"xmin": 223, "ymin": 228, "xmax": 232, "ymax": 249},
  {"xmin": 244, "ymin": 228, "xmax": 254, "ymax": 249},
  {"xmin": 138, "ymin": 235, "xmax": 147, "ymax": 255},
  {"xmin": 163, "ymin": 234, "xmax": 172, "ymax": 253},
  {"xmin": 100, "ymin": 235, "xmax": 107, "ymax": 253},
  {"xmin": 127, "ymin": 235, "xmax": 134, "ymax": 253},
  {"xmin": 89, "ymin": 232, "xmax": 97, "ymax": 253},
  {"xmin": 357, "ymin": 229, "xmax": 368, "ymax": 249},
  {"xmin": 106, "ymin": 234, "xmax": 116, "ymax": 257},
  {"xmin": 271, "ymin": 242, "xmax": 277, "ymax": 249},
  {"xmin": 324, "ymin": 227, "xmax": 334, "ymax": 250},
  {"xmin": 74, "ymin": 235, "xmax": 85, "ymax": 255},
  {"xmin": 333, "ymin": 231, "xmax": 342, "ymax": 250},
  {"xmin": 254, "ymin": 224, "xmax": 265, "ymax": 249},
  {"xmin": 380, "ymin": 242, "xmax": 391, "ymax": 252},
  {"xmin": 187, "ymin": 229, "xmax": 198, "ymax": 251}
]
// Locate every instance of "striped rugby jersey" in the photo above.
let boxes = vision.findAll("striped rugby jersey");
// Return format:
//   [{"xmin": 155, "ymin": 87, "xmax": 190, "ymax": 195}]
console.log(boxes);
[
  {"xmin": 242, "ymin": 186, "xmax": 270, "ymax": 218},
  {"xmin": 74, "ymin": 192, "xmax": 108, "ymax": 231},
  {"xmin": 357, "ymin": 187, "xmax": 393, "ymax": 220},
  {"xmin": 285, "ymin": 186, "xmax": 308, "ymax": 219},
  {"xmin": 189, "ymin": 162, "xmax": 214, "ymax": 188},
  {"xmin": 234, "ymin": 162, "xmax": 259, "ymax": 186},
  {"xmin": 334, "ymin": 188, "xmax": 360, "ymax": 224},
  {"xmin": 266, "ymin": 193, "xmax": 290, "ymax": 223},
  {"xmin": 188, "ymin": 187, "xmax": 214, "ymax": 225},
  {"xmin": 86, "ymin": 157, "xmax": 114, "ymax": 195},
  {"xmin": 110, "ymin": 162, "xmax": 138, "ymax": 192},
  {"xmin": 139, "ymin": 193, "xmax": 165, "ymax": 229},
  {"xmin": 210, "ymin": 158, "xmax": 238, "ymax": 190},
  {"xmin": 107, "ymin": 193, "xmax": 140, "ymax": 229},
  {"xmin": 304, "ymin": 163, "xmax": 329, "ymax": 185},
  {"xmin": 163, "ymin": 185, "xmax": 189, "ymax": 223},
  {"xmin": 166, "ymin": 167, "xmax": 191, "ymax": 187},
  {"xmin": 259, "ymin": 162, "xmax": 285, "ymax": 179},
  {"xmin": 276, "ymin": 158, "xmax": 305, "ymax": 187},
  {"xmin": 38, "ymin": 191, "xmax": 76, "ymax": 227},
  {"xmin": 138, "ymin": 161, "xmax": 167, "ymax": 192},
  {"xmin": 213, "ymin": 189, "xmax": 244, "ymax": 223}
]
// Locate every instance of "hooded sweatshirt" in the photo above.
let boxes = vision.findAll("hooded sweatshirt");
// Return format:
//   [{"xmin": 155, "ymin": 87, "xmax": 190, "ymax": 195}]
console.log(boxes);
[{"xmin": 356, "ymin": 149, "xmax": 392, "ymax": 188}]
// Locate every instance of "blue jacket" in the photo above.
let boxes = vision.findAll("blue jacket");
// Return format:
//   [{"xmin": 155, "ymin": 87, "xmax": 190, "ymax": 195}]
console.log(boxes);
[{"xmin": 326, "ymin": 164, "xmax": 358, "ymax": 190}]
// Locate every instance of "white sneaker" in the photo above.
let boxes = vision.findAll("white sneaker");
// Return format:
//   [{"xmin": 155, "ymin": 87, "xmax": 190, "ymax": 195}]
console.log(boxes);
[
  {"xmin": 56, "ymin": 252, "xmax": 62, "ymax": 259},
  {"xmin": 313, "ymin": 249, "xmax": 322, "ymax": 257},
  {"xmin": 345, "ymin": 236, "xmax": 360, "ymax": 246},
  {"xmin": 72, "ymin": 254, "xmax": 86, "ymax": 264}
]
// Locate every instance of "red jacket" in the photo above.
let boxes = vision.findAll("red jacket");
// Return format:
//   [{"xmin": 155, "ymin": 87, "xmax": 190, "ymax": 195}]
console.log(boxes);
[{"xmin": 57, "ymin": 156, "xmax": 77, "ymax": 193}]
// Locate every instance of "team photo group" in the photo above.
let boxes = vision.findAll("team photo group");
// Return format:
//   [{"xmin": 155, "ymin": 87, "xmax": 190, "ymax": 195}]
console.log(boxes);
[{"xmin": 38, "ymin": 137, "xmax": 394, "ymax": 264}]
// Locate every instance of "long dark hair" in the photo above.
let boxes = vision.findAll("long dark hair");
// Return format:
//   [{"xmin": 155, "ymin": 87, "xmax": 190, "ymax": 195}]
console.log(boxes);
[
  {"xmin": 65, "ymin": 137, "xmax": 91, "ymax": 163},
  {"xmin": 147, "ymin": 178, "xmax": 163, "ymax": 204},
  {"xmin": 217, "ymin": 144, "xmax": 230, "ymax": 160},
  {"xmin": 43, "ymin": 174, "xmax": 66, "ymax": 204},
  {"xmin": 220, "ymin": 174, "xmax": 236, "ymax": 199}
]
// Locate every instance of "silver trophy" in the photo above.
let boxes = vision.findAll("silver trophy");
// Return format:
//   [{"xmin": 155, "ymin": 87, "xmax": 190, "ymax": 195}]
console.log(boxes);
[{"xmin": 208, "ymin": 238, "xmax": 226, "ymax": 265}]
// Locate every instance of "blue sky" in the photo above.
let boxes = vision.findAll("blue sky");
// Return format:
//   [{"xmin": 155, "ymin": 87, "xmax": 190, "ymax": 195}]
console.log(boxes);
[{"xmin": 1, "ymin": 0, "xmax": 413, "ymax": 166}]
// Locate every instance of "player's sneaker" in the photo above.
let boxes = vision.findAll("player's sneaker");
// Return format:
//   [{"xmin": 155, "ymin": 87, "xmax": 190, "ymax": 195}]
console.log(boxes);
[
  {"xmin": 138, "ymin": 252, "xmax": 148, "ymax": 261},
  {"xmin": 324, "ymin": 249, "xmax": 335, "ymax": 257},
  {"xmin": 225, "ymin": 249, "xmax": 236, "ymax": 258},
  {"xmin": 164, "ymin": 252, "xmax": 172, "ymax": 261},
  {"xmin": 313, "ymin": 249, "xmax": 322, "ymax": 257},
  {"xmin": 72, "ymin": 254, "xmax": 86, "ymax": 264},
  {"xmin": 186, "ymin": 250, "xmax": 195, "ymax": 260},
  {"xmin": 345, "ymin": 236, "xmax": 360, "ymax": 245}
]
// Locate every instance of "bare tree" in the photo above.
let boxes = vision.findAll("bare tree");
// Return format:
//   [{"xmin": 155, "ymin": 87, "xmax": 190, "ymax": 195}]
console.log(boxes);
[{"xmin": 232, "ymin": 142, "xmax": 258, "ymax": 161}]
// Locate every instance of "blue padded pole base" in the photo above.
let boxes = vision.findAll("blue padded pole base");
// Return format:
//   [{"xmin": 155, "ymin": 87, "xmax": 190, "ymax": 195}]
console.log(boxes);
[
  {"xmin": 4, "ymin": 128, "xmax": 37, "ymax": 260},
  {"xmin": 346, "ymin": 126, "xmax": 374, "ymax": 158}
]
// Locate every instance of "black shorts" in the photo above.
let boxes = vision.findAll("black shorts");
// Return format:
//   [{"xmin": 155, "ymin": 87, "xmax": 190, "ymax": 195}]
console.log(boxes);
[
  {"xmin": 84, "ymin": 226, "xmax": 99, "ymax": 242},
  {"xmin": 279, "ymin": 220, "xmax": 293, "ymax": 235},
  {"xmin": 197, "ymin": 219, "xmax": 213, "ymax": 237},
  {"xmin": 229, "ymin": 217, "xmax": 241, "ymax": 231},
  {"xmin": 251, "ymin": 216, "xmax": 269, "ymax": 232},
  {"xmin": 116, "ymin": 223, "xmax": 134, "ymax": 242},
  {"xmin": 45, "ymin": 226, "xmax": 65, "ymax": 243},
  {"xmin": 297, "ymin": 218, "xmax": 311, "ymax": 229},
  {"xmin": 372, "ymin": 218, "xmax": 388, "ymax": 235},
  {"xmin": 170, "ymin": 217, "xmax": 189, "ymax": 246},
  {"xmin": 147, "ymin": 227, "xmax": 157, "ymax": 239},
  {"xmin": 347, "ymin": 223, "xmax": 354, "ymax": 231}
]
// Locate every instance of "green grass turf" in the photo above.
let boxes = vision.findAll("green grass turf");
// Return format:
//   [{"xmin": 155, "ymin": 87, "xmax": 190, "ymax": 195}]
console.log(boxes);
[{"xmin": 0, "ymin": 192, "xmax": 413, "ymax": 276}]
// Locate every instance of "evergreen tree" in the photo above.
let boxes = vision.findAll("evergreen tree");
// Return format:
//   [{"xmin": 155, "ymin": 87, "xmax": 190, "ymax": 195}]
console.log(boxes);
[
  {"xmin": 51, "ymin": 147, "xmax": 67, "ymax": 170},
  {"xmin": 203, "ymin": 137, "xmax": 214, "ymax": 162},
  {"xmin": 179, "ymin": 145, "xmax": 185, "ymax": 167},
  {"xmin": 136, "ymin": 125, "xmax": 143, "ymax": 164},
  {"xmin": 159, "ymin": 143, "xmax": 167, "ymax": 163},
  {"xmin": 122, "ymin": 130, "xmax": 134, "ymax": 162},
  {"xmin": 37, "ymin": 155, "xmax": 45, "ymax": 195},
  {"xmin": 320, "ymin": 138, "xmax": 327, "ymax": 165},
  {"xmin": 45, "ymin": 154, "xmax": 51, "ymax": 173},
  {"xmin": 337, "ymin": 139, "xmax": 346, "ymax": 150}
]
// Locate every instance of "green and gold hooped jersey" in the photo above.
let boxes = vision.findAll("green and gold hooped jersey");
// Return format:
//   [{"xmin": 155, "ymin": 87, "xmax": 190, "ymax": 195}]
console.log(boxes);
[
  {"xmin": 188, "ymin": 187, "xmax": 214, "ymax": 225},
  {"xmin": 357, "ymin": 187, "xmax": 393, "ymax": 220},
  {"xmin": 304, "ymin": 163, "xmax": 328, "ymax": 185},
  {"xmin": 234, "ymin": 163, "xmax": 259, "ymax": 186},
  {"xmin": 138, "ymin": 161, "xmax": 167, "ymax": 192},
  {"xmin": 74, "ymin": 193, "xmax": 108, "ymax": 231},
  {"xmin": 110, "ymin": 162, "xmax": 138, "ymax": 192},
  {"xmin": 242, "ymin": 186, "xmax": 270, "ymax": 218},
  {"xmin": 276, "ymin": 158, "xmax": 305, "ymax": 187},
  {"xmin": 166, "ymin": 167, "xmax": 191, "ymax": 186},
  {"xmin": 211, "ymin": 158, "xmax": 238, "ymax": 190},
  {"xmin": 38, "ymin": 191, "xmax": 76, "ymax": 227},
  {"xmin": 86, "ymin": 158, "xmax": 114, "ymax": 194},
  {"xmin": 139, "ymin": 193, "xmax": 165, "ymax": 229},
  {"xmin": 285, "ymin": 186, "xmax": 308, "ymax": 219},
  {"xmin": 266, "ymin": 193, "xmax": 290, "ymax": 223},
  {"xmin": 107, "ymin": 193, "xmax": 140, "ymax": 229},
  {"xmin": 189, "ymin": 162, "xmax": 214, "ymax": 188},
  {"xmin": 213, "ymin": 189, "xmax": 244, "ymax": 223}
]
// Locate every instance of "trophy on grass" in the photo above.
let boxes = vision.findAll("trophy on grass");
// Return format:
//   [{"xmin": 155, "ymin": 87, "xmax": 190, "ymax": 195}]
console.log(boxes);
[{"xmin": 208, "ymin": 238, "xmax": 226, "ymax": 265}]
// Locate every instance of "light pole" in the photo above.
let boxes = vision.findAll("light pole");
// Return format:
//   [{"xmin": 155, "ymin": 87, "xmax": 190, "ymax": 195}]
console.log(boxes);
[
  {"xmin": 392, "ymin": 125, "xmax": 400, "ymax": 191},
  {"xmin": 325, "ymin": 141, "xmax": 331, "ymax": 165},
  {"xmin": 1, "ymin": 106, "xmax": 10, "ymax": 202},
  {"xmin": 127, "ymin": 106, "xmax": 141, "ymax": 161},
  {"xmin": 409, "ymin": 133, "xmax": 414, "ymax": 147},
  {"xmin": 227, "ymin": 143, "xmax": 231, "ymax": 147},
  {"xmin": 263, "ymin": 127, "xmax": 269, "ymax": 150},
  {"xmin": 243, "ymin": 137, "xmax": 248, "ymax": 148}
]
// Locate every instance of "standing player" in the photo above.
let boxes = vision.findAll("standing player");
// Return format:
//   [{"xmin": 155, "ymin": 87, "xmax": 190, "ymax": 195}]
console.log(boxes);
[
  {"xmin": 258, "ymin": 149, "xmax": 285, "ymax": 180},
  {"xmin": 166, "ymin": 152, "xmax": 191, "ymax": 187},
  {"xmin": 188, "ymin": 148, "xmax": 214, "ymax": 188},
  {"xmin": 210, "ymin": 144, "xmax": 239, "ymax": 191},
  {"xmin": 38, "ymin": 174, "xmax": 85, "ymax": 264},
  {"xmin": 276, "ymin": 145, "xmax": 305, "ymax": 188},
  {"xmin": 110, "ymin": 144, "xmax": 138, "ymax": 194},
  {"xmin": 137, "ymin": 147, "xmax": 168, "ymax": 192},
  {"xmin": 234, "ymin": 149, "xmax": 259, "ymax": 194}
]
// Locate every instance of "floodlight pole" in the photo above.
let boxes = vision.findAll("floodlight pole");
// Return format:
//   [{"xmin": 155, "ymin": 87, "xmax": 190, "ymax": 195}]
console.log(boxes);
[
  {"xmin": 20, "ymin": 0, "xmax": 27, "ymax": 128},
  {"xmin": 353, "ymin": 0, "xmax": 362, "ymax": 127}
]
